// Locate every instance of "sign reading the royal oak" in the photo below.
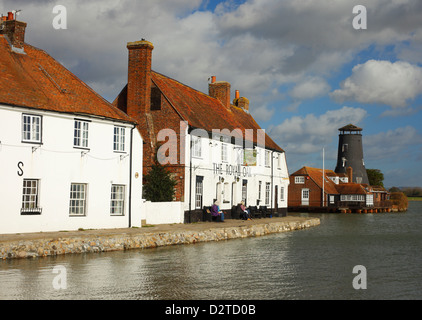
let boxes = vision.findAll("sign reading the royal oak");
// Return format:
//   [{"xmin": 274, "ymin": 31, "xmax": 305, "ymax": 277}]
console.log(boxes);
[
  {"xmin": 213, "ymin": 163, "xmax": 252, "ymax": 178},
  {"xmin": 213, "ymin": 149, "xmax": 256, "ymax": 178}
]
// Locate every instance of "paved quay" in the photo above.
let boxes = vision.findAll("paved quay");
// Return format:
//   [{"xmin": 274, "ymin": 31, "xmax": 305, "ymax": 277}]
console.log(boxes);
[{"xmin": 0, "ymin": 216, "xmax": 320, "ymax": 260}]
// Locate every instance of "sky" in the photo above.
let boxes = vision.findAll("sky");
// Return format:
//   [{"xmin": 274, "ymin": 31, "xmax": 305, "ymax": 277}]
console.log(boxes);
[{"xmin": 2, "ymin": 0, "xmax": 422, "ymax": 188}]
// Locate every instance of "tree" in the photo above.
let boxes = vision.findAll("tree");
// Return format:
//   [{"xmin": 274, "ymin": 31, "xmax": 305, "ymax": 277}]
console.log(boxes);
[
  {"xmin": 143, "ymin": 149, "xmax": 177, "ymax": 202},
  {"xmin": 366, "ymin": 169, "xmax": 384, "ymax": 187},
  {"xmin": 388, "ymin": 186, "xmax": 401, "ymax": 193},
  {"xmin": 390, "ymin": 192, "xmax": 408, "ymax": 211}
]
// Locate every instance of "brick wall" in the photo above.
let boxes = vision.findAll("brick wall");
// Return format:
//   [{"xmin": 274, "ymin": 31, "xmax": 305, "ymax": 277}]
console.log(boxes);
[{"xmin": 288, "ymin": 176, "xmax": 323, "ymax": 207}]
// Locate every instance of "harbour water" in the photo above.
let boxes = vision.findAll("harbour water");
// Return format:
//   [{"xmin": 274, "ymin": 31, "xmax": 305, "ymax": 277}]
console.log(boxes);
[{"xmin": 1, "ymin": 202, "xmax": 421, "ymax": 300}]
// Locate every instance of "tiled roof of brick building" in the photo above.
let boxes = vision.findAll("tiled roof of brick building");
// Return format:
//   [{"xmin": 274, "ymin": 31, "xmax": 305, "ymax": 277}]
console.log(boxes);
[
  {"xmin": 292, "ymin": 166, "xmax": 340, "ymax": 194},
  {"xmin": 150, "ymin": 71, "xmax": 283, "ymax": 152},
  {"xmin": 291, "ymin": 166, "xmax": 373, "ymax": 195},
  {"xmin": 0, "ymin": 35, "xmax": 135, "ymax": 123},
  {"xmin": 335, "ymin": 183, "xmax": 369, "ymax": 195}
]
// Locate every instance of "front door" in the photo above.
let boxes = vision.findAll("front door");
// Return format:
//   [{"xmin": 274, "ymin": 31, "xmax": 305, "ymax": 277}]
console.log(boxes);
[{"xmin": 301, "ymin": 188, "xmax": 309, "ymax": 206}]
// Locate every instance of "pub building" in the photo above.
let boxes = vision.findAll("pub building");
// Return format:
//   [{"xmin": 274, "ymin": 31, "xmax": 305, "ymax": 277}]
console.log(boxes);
[{"xmin": 113, "ymin": 40, "xmax": 290, "ymax": 222}]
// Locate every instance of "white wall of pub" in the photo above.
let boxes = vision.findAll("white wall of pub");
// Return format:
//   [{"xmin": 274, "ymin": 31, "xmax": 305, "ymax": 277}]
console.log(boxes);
[
  {"xmin": 0, "ymin": 104, "xmax": 144, "ymax": 234},
  {"xmin": 183, "ymin": 131, "xmax": 290, "ymax": 213}
]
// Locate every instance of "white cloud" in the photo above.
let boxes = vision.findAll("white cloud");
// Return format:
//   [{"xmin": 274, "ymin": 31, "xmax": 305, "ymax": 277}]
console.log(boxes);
[
  {"xmin": 251, "ymin": 104, "xmax": 274, "ymax": 122},
  {"xmin": 363, "ymin": 126, "xmax": 422, "ymax": 160},
  {"xmin": 4, "ymin": 0, "xmax": 422, "ymax": 115},
  {"xmin": 268, "ymin": 106, "xmax": 367, "ymax": 154},
  {"xmin": 330, "ymin": 60, "xmax": 422, "ymax": 109},
  {"xmin": 289, "ymin": 77, "xmax": 331, "ymax": 100}
]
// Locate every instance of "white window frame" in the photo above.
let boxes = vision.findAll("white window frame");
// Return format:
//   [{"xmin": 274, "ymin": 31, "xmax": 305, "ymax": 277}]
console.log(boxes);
[
  {"xmin": 113, "ymin": 126, "xmax": 126, "ymax": 152},
  {"xmin": 22, "ymin": 114, "xmax": 42, "ymax": 143},
  {"xmin": 265, "ymin": 182, "xmax": 270, "ymax": 205},
  {"xmin": 237, "ymin": 148, "xmax": 244, "ymax": 165},
  {"xmin": 110, "ymin": 184, "xmax": 125, "ymax": 216},
  {"xmin": 340, "ymin": 194, "xmax": 365, "ymax": 202},
  {"xmin": 280, "ymin": 186, "xmax": 284, "ymax": 201},
  {"xmin": 258, "ymin": 181, "xmax": 262, "ymax": 200},
  {"xmin": 195, "ymin": 176, "xmax": 204, "ymax": 209},
  {"xmin": 265, "ymin": 150, "xmax": 271, "ymax": 167},
  {"xmin": 69, "ymin": 183, "xmax": 87, "ymax": 216},
  {"xmin": 278, "ymin": 153, "xmax": 282, "ymax": 169},
  {"xmin": 74, "ymin": 120, "xmax": 89, "ymax": 148},
  {"xmin": 21, "ymin": 179, "xmax": 41, "ymax": 214},
  {"xmin": 295, "ymin": 176, "xmax": 305, "ymax": 184},
  {"xmin": 192, "ymin": 135, "xmax": 202, "ymax": 158},
  {"xmin": 221, "ymin": 142, "xmax": 228, "ymax": 162}
]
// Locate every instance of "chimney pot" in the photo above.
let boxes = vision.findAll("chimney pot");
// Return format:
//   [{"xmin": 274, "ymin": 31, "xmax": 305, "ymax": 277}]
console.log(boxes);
[
  {"xmin": 235, "ymin": 90, "xmax": 240, "ymax": 99},
  {"xmin": 211, "ymin": 76, "xmax": 216, "ymax": 83},
  {"xmin": 3, "ymin": 14, "xmax": 27, "ymax": 51}
]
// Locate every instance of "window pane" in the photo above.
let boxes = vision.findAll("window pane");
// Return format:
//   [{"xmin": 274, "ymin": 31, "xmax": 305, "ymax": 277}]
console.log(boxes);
[
  {"xmin": 69, "ymin": 183, "xmax": 87, "ymax": 215},
  {"xmin": 110, "ymin": 185, "xmax": 125, "ymax": 215}
]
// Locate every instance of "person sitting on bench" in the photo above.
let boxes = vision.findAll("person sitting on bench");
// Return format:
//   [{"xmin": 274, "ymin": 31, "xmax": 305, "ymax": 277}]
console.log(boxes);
[
  {"xmin": 240, "ymin": 201, "xmax": 251, "ymax": 220},
  {"xmin": 210, "ymin": 201, "xmax": 224, "ymax": 222}
]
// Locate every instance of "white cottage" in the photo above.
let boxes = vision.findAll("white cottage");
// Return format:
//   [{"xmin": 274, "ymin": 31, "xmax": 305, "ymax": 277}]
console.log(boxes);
[{"xmin": 0, "ymin": 14, "xmax": 143, "ymax": 234}]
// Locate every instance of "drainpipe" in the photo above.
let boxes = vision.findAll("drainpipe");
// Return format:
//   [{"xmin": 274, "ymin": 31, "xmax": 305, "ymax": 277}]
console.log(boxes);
[
  {"xmin": 188, "ymin": 131, "xmax": 193, "ymax": 223},
  {"xmin": 128, "ymin": 125, "xmax": 134, "ymax": 228},
  {"xmin": 271, "ymin": 150, "xmax": 274, "ymax": 216}
]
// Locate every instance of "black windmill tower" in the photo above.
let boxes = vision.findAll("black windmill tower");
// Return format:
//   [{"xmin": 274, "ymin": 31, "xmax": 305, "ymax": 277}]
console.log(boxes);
[{"xmin": 334, "ymin": 124, "xmax": 369, "ymax": 185}]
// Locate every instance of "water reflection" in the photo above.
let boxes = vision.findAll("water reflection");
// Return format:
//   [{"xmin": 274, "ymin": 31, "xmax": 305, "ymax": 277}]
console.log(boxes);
[{"xmin": 1, "ymin": 202, "xmax": 422, "ymax": 299}]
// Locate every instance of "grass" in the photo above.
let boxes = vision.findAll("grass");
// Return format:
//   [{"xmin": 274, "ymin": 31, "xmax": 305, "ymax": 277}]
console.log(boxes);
[{"xmin": 407, "ymin": 197, "xmax": 422, "ymax": 201}]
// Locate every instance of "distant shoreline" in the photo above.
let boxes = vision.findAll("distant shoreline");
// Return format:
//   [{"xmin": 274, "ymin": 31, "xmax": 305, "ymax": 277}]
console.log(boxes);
[{"xmin": 408, "ymin": 197, "xmax": 422, "ymax": 201}]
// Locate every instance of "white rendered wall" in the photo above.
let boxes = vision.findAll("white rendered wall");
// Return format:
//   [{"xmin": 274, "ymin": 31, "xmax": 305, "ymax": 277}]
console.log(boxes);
[
  {"xmin": 143, "ymin": 201, "xmax": 184, "ymax": 225},
  {"xmin": 0, "ymin": 105, "xmax": 143, "ymax": 234},
  {"xmin": 183, "ymin": 131, "xmax": 290, "ymax": 213}
]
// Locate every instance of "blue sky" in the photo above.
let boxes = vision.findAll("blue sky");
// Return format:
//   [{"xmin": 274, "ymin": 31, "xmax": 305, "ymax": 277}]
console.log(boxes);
[{"xmin": 2, "ymin": 0, "xmax": 422, "ymax": 187}]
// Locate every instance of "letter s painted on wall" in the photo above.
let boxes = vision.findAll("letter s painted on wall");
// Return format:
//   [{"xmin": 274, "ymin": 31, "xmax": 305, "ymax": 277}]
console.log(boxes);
[{"xmin": 17, "ymin": 161, "xmax": 24, "ymax": 176}]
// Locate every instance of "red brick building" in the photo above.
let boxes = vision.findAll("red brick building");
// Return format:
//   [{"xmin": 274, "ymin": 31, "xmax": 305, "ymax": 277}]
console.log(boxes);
[
  {"xmin": 288, "ymin": 166, "xmax": 391, "ymax": 213},
  {"xmin": 113, "ymin": 40, "xmax": 290, "ymax": 221}
]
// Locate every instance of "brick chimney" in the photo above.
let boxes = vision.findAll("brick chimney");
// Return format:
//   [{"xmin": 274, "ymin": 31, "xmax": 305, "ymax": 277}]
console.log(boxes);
[
  {"xmin": 126, "ymin": 40, "xmax": 154, "ymax": 120},
  {"xmin": 209, "ymin": 76, "xmax": 231, "ymax": 109},
  {"xmin": 347, "ymin": 166, "xmax": 353, "ymax": 183},
  {"xmin": 1, "ymin": 12, "xmax": 27, "ymax": 52},
  {"xmin": 233, "ymin": 90, "xmax": 249, "ymax": 112}
]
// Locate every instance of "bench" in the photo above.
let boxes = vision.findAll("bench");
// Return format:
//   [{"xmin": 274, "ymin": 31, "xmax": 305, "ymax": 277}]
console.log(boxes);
[
  {"xmin": 259, "ymin": 206, "xmax": 272, "ymax": 218},
  {"xmin": 232, "ymin": 205, "xmax": 246, "ymax": 220},
  {"xmin": 203, "ymin": 206, "xmax": 222, "ymax": 222},
  {"xmin": 249, "ymin": 206, "xmax": 262, "ymax": 219},
  {"xmin": 203, "ymin": 206, "xmax": 212, "ymax": 222}
]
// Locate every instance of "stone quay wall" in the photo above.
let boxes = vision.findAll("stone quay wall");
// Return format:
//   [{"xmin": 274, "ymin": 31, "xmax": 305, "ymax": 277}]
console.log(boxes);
[{"xmin": 0, "ymin": 218, "xmax": 320, "ymax": 260}]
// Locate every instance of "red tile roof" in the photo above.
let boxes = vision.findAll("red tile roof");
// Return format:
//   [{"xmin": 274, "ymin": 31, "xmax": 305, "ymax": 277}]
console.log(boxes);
[
  {"xmin": 292, "ymin": 166, "xmax": 340, "ymax": 194},
  {"xmin": 291, "ymin": 166, "xmax": 372, "ymax": 195},
  {"xmin": 335, "ymin": 183, "xmax": 368, "ymax": 195},
  {"xmin": 0, "ymin": 35, "xmax": 135, "ymax": 123},
  {"xmin": 149, "ymin": 71, "xmax": 283, "ymax": 152}
]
